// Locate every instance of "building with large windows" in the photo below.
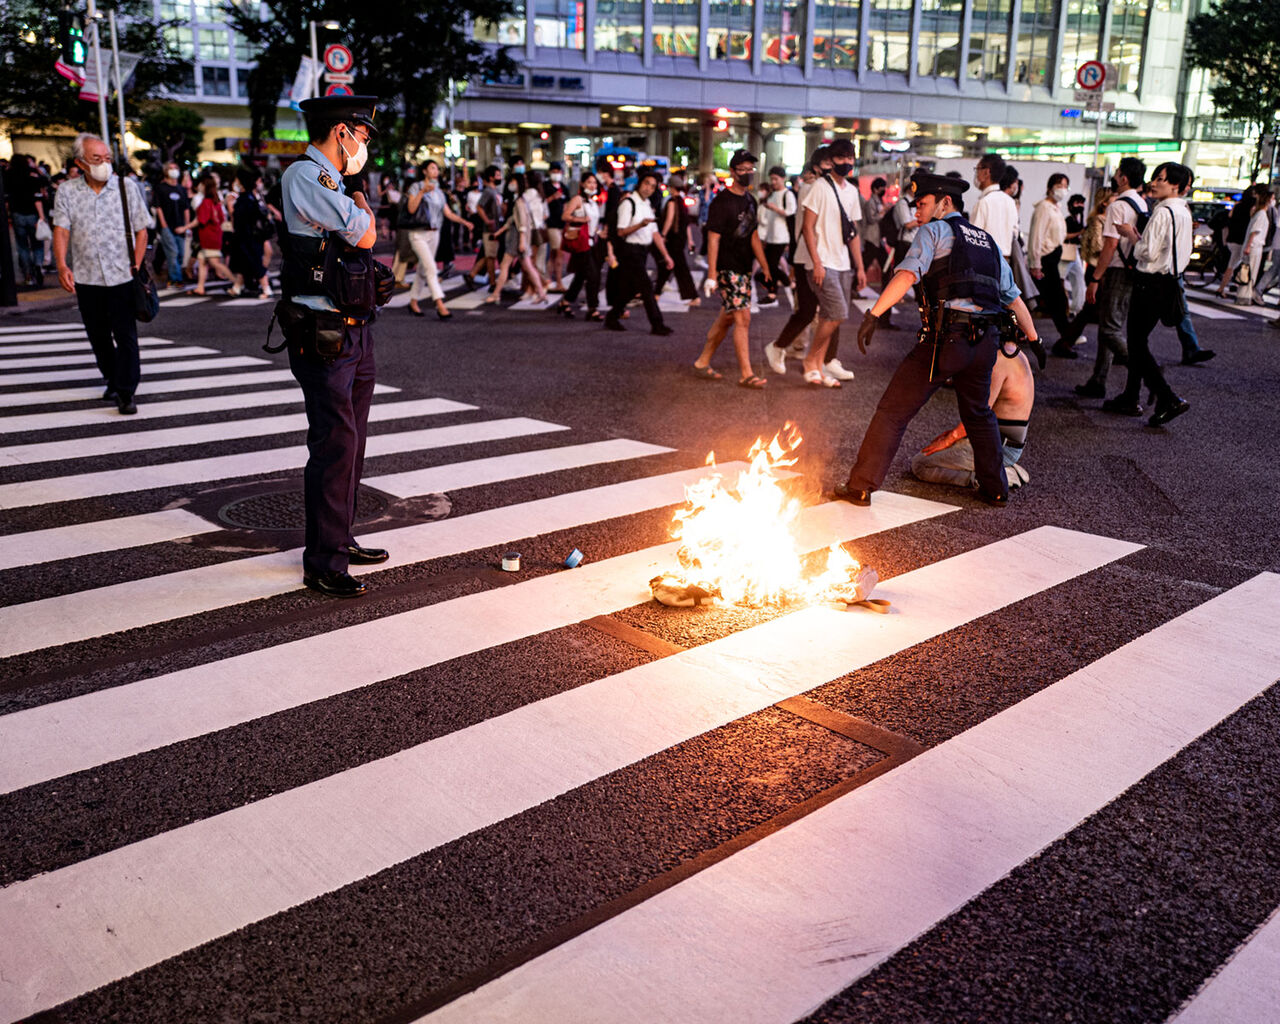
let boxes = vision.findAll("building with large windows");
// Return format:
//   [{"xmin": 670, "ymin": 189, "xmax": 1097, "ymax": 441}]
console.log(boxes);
[{"xmin": 451, "ymin": 0, "xmax": 1227, "ymax": 177}]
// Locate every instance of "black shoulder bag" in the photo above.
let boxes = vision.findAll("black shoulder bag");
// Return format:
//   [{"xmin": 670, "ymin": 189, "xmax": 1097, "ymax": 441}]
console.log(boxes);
[
  {"xmin": 119, "ymin": 177, "xmax": 160, "ymax": 323},
  {"xmin": 1160, "ymin": 205, "xmax": 1189, "ymax": 328},
  {"xmin": 824, "ymin": 175, "xmax": 857, "ymax": 246}
]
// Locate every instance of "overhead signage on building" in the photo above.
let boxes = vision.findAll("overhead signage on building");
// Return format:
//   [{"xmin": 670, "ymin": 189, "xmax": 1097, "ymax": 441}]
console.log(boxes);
[{"xmin": 215, "ymin": 137, "xmax": 311, "ymax": 156}]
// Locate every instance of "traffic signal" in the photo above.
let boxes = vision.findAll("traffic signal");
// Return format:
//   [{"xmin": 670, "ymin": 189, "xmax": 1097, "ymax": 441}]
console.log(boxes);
[{"xmin": 59, "ymin": 9, "xmax": 86, "ymax": 66}]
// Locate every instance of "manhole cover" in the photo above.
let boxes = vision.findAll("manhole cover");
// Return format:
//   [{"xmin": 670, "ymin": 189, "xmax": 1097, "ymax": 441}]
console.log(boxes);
[{"xmin": 217, "ymin": 486, "xmax": 389, "ymax": 531}]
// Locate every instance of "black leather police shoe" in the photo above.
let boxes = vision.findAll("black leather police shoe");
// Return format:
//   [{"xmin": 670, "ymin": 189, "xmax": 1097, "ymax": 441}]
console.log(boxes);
[
  {"xmin": 116, "ymin": 394, "xmax": 137, "ymax": 415},
  {"xmin": 832, "ymin": 484, "xmax": 872, "ymax": 507},
  {"xmin": 1181, "ymin": 349, "xmax": 1215, "ymax": 365},
  {"xmin": 1101, "ymin": 397, "xmax": 1143, "ymax": 416},
  {"xmin": 651, "ymin": 324, "xmax": 674, "ymax": 336},
  {"xmin": 103, "ymin": 387, "xmax": 118, "ymax": 401},
  {"xmin": 976, "ymin": 488, "xmax": 1009, "ymax": 507},
  {"xmin": 1148, "ymin": 397, "xmax": 1190, "ymax": 427},
  {"xmin": 303, "ymin": 570, "xmax": 368, "ymax": 598},
  {"xmin": 346, "ymin": 544, "xmax": 389, "ymax": 565}
]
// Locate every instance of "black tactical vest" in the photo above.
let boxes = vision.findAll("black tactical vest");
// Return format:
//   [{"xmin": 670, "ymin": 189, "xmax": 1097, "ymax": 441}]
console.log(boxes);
[{"xmin": 920, "ymin": 215, "xmax": 1005, "ymax": 313}]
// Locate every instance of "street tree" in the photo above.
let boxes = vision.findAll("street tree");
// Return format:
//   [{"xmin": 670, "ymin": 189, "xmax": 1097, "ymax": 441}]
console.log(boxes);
[
  {"xmin": 136, "ymin": 103, "xmax": 205, "ymax": 166},
  {"xmin": 1185, "ymin": 0, "xmax": 1280, "ymax": 182},
  {"xmin": 224, "ymin": 0, "xmax": 519, "ymax": 164},
  {"xmin": 0, "ymin": 0, "xmax": 191, "ymax": 139}
]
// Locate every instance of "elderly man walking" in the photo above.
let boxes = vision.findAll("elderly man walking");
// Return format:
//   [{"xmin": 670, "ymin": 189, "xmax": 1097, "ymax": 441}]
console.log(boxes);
[{"xmin": 52, "ymin": 133, "xmax": 153, "ymax": 415}]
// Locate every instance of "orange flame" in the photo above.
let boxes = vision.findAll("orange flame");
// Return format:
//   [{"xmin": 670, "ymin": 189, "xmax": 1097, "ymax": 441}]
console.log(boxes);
[{"xmin": 653, "ymin": 424, "xmax": 869, "ymax": 608}]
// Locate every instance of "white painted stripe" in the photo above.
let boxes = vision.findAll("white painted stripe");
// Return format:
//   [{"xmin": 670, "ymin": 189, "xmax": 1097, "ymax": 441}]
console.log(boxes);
[
  {"xmin": 0, "ymin": 356, "xmax": 269, "ymax": 387},
  {"xmin": 0, "ymin": 323, "xmax": 88, "ymax": 335},
  {"xmin": 0, "ymin": 458, "xmax": 706, "ymax": 661},
  {"xmin": 0, "ymin": 346, "xmax": 216, "ymax": 370},
  {"xmin": 0, "ymin": 461, "xmax": 804, "ymax": 792},
  {"xmin": 0, "ymin": 398, "xmax": 476, "ymax": 467},
  {"xmin": 448, "ymin": 288, "xmax": 491, "ymax": 310},
  {"xmin": 365, "ymin": 438, "xmax": 674, "ymax": 497},
  {"xmin": 0, "ymin": 509, "xmax": 219, "ymax": 572},
  {"xmin": 0, "ymin": 338, "xmax": 172, "ymax": 356},
  {"xmin": 425, "ymin": 572, "xmax": 1280, "ymax": 1024},
  {"xmin": 0, "ymin": 416, "xmax": 567, "ymax": 513},
  {"xmin": 0, "ymin": 369, "xmax": 300, "ymax": 409},
  {"xmin": 1185, "ymin": 300, "xmax": 1243, "ymax": 321},
  {"xmin": 1170, "ymin": 906, "xmax": 1280, "ymax": 1023},
  {"xmin": 160, "ymin": 295, "xmax": 211, "ymax": 307},
  {"xmin": 0, "ymin": 331, "xmax": 91, "ymax": 345},
  {"xmin": 0, "ymin": 384, "xmax": 398, "ymax": 434},
  {"xmin": 219, "ymin": 297, "xmax": 274, "ymax": 307},
  {"xmin": 0, "ymin": 526, "xmax": 1134, "ymax": 1022}
]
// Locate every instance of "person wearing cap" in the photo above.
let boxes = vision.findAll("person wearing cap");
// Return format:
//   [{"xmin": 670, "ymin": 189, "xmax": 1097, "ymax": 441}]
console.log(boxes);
[
  {"xmin": 692, "ymin": 149, "xmax": 771, "ymax": 386},
  {"xmin": 834, "ymin": 171, "xmax": 1039, "ymax": 508},
  {"xmin": 277, "ymin": 94, "xmax": 386, "ymax": 598}
]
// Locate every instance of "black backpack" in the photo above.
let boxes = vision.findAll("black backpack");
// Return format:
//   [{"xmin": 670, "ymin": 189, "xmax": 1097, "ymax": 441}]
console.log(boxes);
[
  {"xmin": 880, "ymin": 204, "xmax": 900, "ymax": 247},
  {"xmin": 1118, "ymin": 196, "xmax": 1150, "ymax": 269}
]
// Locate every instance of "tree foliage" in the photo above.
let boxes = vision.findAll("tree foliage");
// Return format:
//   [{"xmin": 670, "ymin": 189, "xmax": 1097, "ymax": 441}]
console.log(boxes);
[
  {"xmin": 1185, "ymin": 0, "xmax": 1280, "ymax": 180},
  {"xmin": 136, "ymin": 103, "xmax": 205, "ymax": 165},
  {"xmin": 0, "ymin": 0, "xmax": 191, "ymax": 137},
  {"xmin": 224, "ymin": 0, "xmax": 519, "ymax": 163}
]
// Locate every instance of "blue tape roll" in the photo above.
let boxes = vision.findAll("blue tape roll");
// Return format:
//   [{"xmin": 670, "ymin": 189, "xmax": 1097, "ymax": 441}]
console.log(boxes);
[{"xmin": 563, "ymin": 547, "xmax": 584, "ymax": 568}]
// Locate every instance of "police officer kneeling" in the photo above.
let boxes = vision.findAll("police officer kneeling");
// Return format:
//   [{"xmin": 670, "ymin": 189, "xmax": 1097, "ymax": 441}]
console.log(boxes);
[
  {"xmin": 274, "ymin": 95, "xmax": 393, "ymax": 597},
  {"xmin": 834, "ymin": 172, "xmax": 1040, "ymax": 508}
]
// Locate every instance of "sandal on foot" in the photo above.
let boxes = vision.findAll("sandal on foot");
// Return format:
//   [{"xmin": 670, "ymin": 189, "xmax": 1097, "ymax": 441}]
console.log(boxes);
[
  {"xmin": 586, "ymin": 310, "xmax": 604, "ymax": 321},
  {"xmin": 805, "ymin": 369, "xmax": 841, "ymax": 388},
  {"xmin": 737, "ymin": 374, "xmax": 767, "ymax": 389},
  {"xmin": 692, "ymin": 365, "xmax": 723, "ymax": 380}
]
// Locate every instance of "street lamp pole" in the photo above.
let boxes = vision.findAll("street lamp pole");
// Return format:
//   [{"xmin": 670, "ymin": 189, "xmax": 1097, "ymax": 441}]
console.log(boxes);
[
  {"xmin": 108, "ymin": 8, "xmax": 129, "ymax": 161},
  {"xmin": 309, "ymin": 19, "xmax": 320, "ymax": 99},
  {"xmin": 85, "ymin": 0, "xmax": 110, "ymax": 144}
]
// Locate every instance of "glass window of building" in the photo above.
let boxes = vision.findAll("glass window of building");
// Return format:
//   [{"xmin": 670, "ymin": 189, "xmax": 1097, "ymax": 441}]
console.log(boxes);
[
  {"xmin": 867, "ymin": 0, "xmax": 912, "ymax": 74},
  {"xmin": 917, "ymin": 0, "xmax": 963, "ymax": 79},
  {"xmin": 174, "ymin": 66, "xmax": 197, "ymax": 94},
  {"xmin": 813, "ymin": 0, "xmax": 859, "ymax": 69},
  {"xmin": 1058, "ymin": 0, "xmax": 1101, "ymax": 87},
  {"xmin": 163, "ymin": 25, "xmax": 194, "ymax": 58},
  {"xmin": 594, "ymin": 0, "xmax": 642, "ymax": 53},
  {"xmin": 761, "ymin": 0, "xmax": 802, "ymax": 65},
  {"xmin": 474, "ymin": 2, "xmax": 526, "ymax": 45},
  {"xmin": 534, "ymin": 0, "xmax": 585, "ymax": 48},
  {"xmin": 967, "ymin": 0, "xmax": 1010, "ymax": 81},
  {"xmin": 235, "ymin": 70, "xmax": 250, "ymax": 98},
  {"xmin": 653, "ymin": 0, "xmax": 700, "ymax": 57},
  {"xmin": 198, "ymin": 27, "xmax": 229, "ymax": 61},
  {"xmin": 156, "ymin": 0, "xmax": 191, "ymax": 20},
  {"xmin": 233, "ymin": 32, "xmax": 256, "ymax": 62},
  {"xmin": 200, "ymin": 66, "xmax": 231, "ymax": 97},
  {"xmin": 1013, "ymin": 0, "xmax": 1054, "ymax": 86},
  {"xmin": 707, "ymin": 0, "xmax": 753, "ymax": 61},
  {"xmin": 1108, "ymin": 0, "xmax": 1148, "ymax": 93},
  {"xmin": 191, "ymin": 0, "xmax": 220, "ymax": 22}
]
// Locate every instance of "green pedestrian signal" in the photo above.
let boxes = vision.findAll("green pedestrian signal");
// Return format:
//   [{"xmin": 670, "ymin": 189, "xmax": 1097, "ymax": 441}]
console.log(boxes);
[{"xmin": 59, "ymin": 10, "xmax": 86, "ymax": 66}]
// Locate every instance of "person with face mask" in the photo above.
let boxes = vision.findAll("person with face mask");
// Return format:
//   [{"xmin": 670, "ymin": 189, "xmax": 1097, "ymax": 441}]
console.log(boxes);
[
  {"xmin": 274, "ymin": 95, "xmax": 386, "ymax": 599},
  {"xmin": 51, "ymin": 132, "xmax": 154, "ymax": 415},
  {"xmin": 558, "ymin": 172, "xmax": 606, "ymax": 319},
  {"xmin": 152, "ymin": 161, "xmax": 192, "ymax": 286},
  {"xmin": 543, "ymin": 161, "xmax": 568, "ymax": 291},
  {"xmin": 604, "ymin": 169, "xmax": 674, "ymax": 334},
  {"xmin": 1061, "ymin": 193, "xmax": 1087, "ymax": 316},
  {"xmin": 1028, "ymin": 173, "xmax": 1072, "ymax": 337},
  {"xmin": 834, "ymin": 172, "xmax": 1040, "ymax": 509}
]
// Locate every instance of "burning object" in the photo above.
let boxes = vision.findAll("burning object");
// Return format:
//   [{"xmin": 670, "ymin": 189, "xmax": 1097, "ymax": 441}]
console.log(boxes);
[{"xmin": 649, "ymin": 425, "xmax": 887, "ymax": 612}]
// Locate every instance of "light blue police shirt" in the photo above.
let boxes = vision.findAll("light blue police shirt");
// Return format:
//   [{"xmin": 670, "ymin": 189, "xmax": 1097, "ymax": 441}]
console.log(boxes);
[
  {"xmin": 280, "ymin": 143, "xmax": 373, "ymax": 312},
  {"xmin": 895, "ymin": 212, "xmax": 1020, "ymax": 312}
]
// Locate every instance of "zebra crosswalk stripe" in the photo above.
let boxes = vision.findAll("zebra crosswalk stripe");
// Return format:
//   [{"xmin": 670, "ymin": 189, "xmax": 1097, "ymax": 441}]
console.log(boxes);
[
  {"xmin": 1169, "ymin": 905, "xmax": 1280, "ymax": 1023},
  {"xmin": 0, "ymin": 509, "xmax": 219, "ymax": 572},
  {"xmin": 0, "ymin": 338, "xmax": 172, "ymax": 356},
  {"xmin": 0, "ymin": 526, "xmax": 1138, "ymax": 1022},
  {"xmin": 0, "ymin": 356, "xmax": 269, "ymax": 388},
  {"xmin": 0, "ymin": 345, "xmax": 217, "ymax": 371},
  {"xmin": 0, "ymin": 397, "xmax": 475, "ymax": 467},
  {"xmin": 0, "ymin": 493, "xmax": 951, "ymax": 794},
  {"xmin": 0, "ymin": 370, "xmax": 303, "ymax": 409},
  {"xmin": 0, "ymin": 323, "xmax": 89, "ymax": 335},
  {"xmin": 422, "ymin": 571, "xmax": 1280, "ymax": 1024},
  {"xmin": 0, "ymin": 415, "xmax": 567, "ymax": 511}
]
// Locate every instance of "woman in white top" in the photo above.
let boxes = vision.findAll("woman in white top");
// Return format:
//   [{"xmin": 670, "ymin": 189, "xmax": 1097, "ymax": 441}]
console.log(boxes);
[
  {"xmin": 487, "ymin": 171, "xmax": 548, "ymax": 305},
  {"xmin": 522, "ymin": 170, "xmax": 549, "ymax": 295},
  {"xmin": 1028, "ymin": 172, "xmax": 1071, "ymax": 335},
  {"xmin": 558, "ymin": 171, "xmax": 606, "ymax": 319},
  {"xmin": 1238, "ymin": 187, "xmax": 1274, "ymax": 305},
  {"xmin": 757, "ymin": 166, "xmax": 796, "ymax": 303},
  {"xmin": 405, "ymin": 160, "xmax": 472, "ymax": 320}
]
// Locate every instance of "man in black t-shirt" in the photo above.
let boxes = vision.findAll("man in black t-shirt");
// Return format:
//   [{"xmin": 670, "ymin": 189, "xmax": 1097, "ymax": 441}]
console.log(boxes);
[
  {"xmin": 7, "ymin": 154, "xmax": 48, "ymax": 287},
  {"xmin": 692, "ymin": 149, "xmax": 772, "ymax": 388},
  {"xmin": 152, "ymin": 162, "xmax": 192, "ymax": 285}
]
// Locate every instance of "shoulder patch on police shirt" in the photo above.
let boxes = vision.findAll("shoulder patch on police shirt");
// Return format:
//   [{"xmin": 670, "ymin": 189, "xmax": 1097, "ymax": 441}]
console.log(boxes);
[{"xmin": 317, "ymin": 170, "xmax": 339, "ymax": 191}]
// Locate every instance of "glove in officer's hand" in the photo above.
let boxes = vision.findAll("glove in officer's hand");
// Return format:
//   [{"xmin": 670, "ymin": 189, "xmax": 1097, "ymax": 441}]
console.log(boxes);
[
  {"xmin": 857, "ymin": 309, "xmax": 880, "ymax": 355},
  {"xmin": 1025, "ymin": 334, "xmax": 1047, "ymax": 371}
]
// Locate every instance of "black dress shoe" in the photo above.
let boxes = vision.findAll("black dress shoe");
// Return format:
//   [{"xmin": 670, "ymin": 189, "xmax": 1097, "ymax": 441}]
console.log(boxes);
[
  {"xmin": 832, "ymin": 483, "xmax": 872, "ymax": 506},
  {"xmin": 346, "ymin": 544, "xmax": 389, "ymax": 565},
  {"xmin": 1148, "ymin": 397, "xmax": 1190, "ymax": 427},
  {"xmin": 651, "ymin": 324, "xmax": 674, "ymax": 336},
  {"xmin": 604, "ymin": 319, "xmax": 626, "ymax": 332},
  {"xmin": 1112, "ymin": 352, "xmax": 1128, "ymax": 367},
  {"xmin": 1074, "ymin": 380, "xmax": 1106, "ymax": 398},
  {"xmin": 976, "ymin": 488, "xmax": 1009, "ymax": 507},
  {"xmin": 116, "ymin": 394, "xmax": 137, "ymax": 415},
  {"xmin": 103, "ymin": 387, "xmax": 118, "ymax": 401},
  {"xmin": 1101, "ymin": 397, "xmax": 1143, "ymax": 416},
  {"xmin": 1050, "ymin": 341, "xmax": 1079, "ymax": 360},
  {"xmin": 1181, "ymin": 349, "xmax": 1215, "ymax": 365},
  {"xmin": 303, "ymin": 570, "xmax": 368, "ymax": 598}
]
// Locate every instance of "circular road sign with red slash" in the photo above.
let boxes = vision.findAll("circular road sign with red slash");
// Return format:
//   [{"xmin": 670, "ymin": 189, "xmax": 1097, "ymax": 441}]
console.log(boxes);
[
  {"xmin": 323, "ymin": 43, "xmax": 353, "ymax": 74},
  {"xmin": 325, "ymin": 83, "xmax": 354, "ymax": 97},
  {"xmin": 1076, "ymin": 60, "xmax": 1106, "ymax": 91}
]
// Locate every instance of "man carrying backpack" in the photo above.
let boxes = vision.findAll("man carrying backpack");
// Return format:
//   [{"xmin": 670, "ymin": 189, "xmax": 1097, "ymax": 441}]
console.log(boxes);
[{"xmin": 1074, "ymin": 156, "xmax": 1145, "ymax": 400}]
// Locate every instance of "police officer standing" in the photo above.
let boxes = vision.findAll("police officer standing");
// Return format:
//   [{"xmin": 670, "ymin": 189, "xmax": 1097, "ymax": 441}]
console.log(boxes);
[
  {"xmin": 834, "ymin": 172, "xmax": 1040, "ymax": 508},
  {"xmin": 278, "ymin": 95, "xmax": 387, "ymax": 597}
]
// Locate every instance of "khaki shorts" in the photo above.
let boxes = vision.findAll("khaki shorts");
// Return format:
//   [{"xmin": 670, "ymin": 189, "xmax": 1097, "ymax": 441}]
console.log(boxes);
[
  {"xmin": 483, "ymin": 234, "xmax": 500, "ymax": 259},
  {"xmin": 808, "ymin": 266, "xmax": 853, "ymax": 321},
  {"xmin": 546, "ymin": 227, "xmax": 563, "ymax": 250},
  {"xmin": 197, "ymin": 248, "xmax": 222, "ymax": 261}
]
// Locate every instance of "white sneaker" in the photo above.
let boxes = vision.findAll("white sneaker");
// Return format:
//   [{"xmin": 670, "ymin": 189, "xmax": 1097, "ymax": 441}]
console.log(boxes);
[
  {"xmin": 824, "ymin": 358, "xmax": 855, "ymax": 381},
  {"xmin": 260, "ymin": 288, "xmax": 273, "ymax": 300},
  {"xmin": 764, "ymin": 343, "xmax": 787, "ymax": 375}
]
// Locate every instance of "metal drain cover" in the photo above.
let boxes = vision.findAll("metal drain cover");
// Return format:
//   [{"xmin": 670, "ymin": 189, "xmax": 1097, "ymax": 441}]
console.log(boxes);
[{"xmin": 217, "ymin": 486, "xmax": 389, "ymax": 531}]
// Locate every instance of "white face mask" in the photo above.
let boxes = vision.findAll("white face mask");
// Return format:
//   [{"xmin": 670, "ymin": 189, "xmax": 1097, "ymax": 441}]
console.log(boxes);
[
  {"xmin": 337, "ymin": 130, "xmax": 368, "ymax": 175},
  {"xmin": 1053, "ymin": 187, "xmax": 1069, "ymax": 202},
  {"xmin": 551, "ymin": 172, "xmax": 562, "ymax": 183},
  {"xmin": 87, "ymin": 161, "xmax": 111, "ymax": 183},
  {"xmin": 167, "ymin": 168, "xmax": 180, "ymax": 181}
]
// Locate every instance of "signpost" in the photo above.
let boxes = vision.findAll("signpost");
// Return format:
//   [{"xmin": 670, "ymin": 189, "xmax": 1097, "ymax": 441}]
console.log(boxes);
[
  {"xmin": 322, "ymin": 44, "xmax": 354, "ymax": 97},
  {"xmin": 1076, "ymin": 60, "xmax": 1108, "ymax": 172}
]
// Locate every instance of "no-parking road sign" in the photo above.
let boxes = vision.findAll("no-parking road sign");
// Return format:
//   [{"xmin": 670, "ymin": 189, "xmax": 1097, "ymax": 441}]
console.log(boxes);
[{"xmin": 1076, "ymin": 60, "xmax": 1106, "ymax": 91}]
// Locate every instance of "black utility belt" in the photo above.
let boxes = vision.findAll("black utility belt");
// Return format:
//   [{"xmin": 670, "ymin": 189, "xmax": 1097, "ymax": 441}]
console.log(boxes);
[
  {"xmin": 939, "ymin": 308, "xmax": 1001, "ymax": 327},
  {"xmin": 265, "ymin": 300, "xmax": 372, "ymax": 364}
]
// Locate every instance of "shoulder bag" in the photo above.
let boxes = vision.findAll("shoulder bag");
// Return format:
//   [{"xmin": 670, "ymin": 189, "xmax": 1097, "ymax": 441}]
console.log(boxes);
[{"xmin": 119, "ymin": 177, "xmax": 159, "ymax": 323}]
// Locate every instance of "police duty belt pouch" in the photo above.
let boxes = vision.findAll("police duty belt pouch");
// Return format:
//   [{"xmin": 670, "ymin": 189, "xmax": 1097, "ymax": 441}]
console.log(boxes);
[
  {"xmin": 118, "ymin": 177, "xmax": 160, "ymax": 323},
  {"xmin": 265, "ymin": 300, "xmax": 347, "ymax": 364},
  {"xmin": 323, "ymin": 241, "xmax": 378, "ymax": 315}
]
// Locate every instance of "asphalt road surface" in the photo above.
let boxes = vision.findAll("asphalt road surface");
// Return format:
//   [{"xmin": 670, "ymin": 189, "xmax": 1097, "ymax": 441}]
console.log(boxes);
[{"xmin": 1, "ymin": 265, "xmax": 1278, "ymax": 1024}]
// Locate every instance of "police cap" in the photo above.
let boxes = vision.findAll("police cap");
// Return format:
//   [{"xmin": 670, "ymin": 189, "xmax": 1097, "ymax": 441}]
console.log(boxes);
[
  {"xmin": 908, "ymin": 171, "xmax": 968, "ymax": 202},
  {"xmin": 298, "ymin": 94, "xmax": 379, "ymax": 135}
]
